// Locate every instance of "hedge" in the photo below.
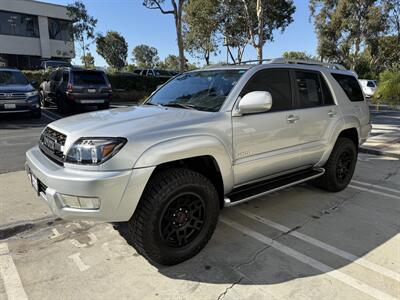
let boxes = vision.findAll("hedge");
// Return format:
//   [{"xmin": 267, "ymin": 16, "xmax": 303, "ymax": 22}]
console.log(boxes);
[{"xmin": 22, "ymin": 70, "xmax": 170, "ymax": 96}]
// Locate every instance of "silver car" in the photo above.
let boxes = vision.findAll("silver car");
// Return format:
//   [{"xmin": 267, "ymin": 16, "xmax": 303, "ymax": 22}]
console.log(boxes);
[{"xmin": 26, "ymin": 58, "xmax": 371, "ymax": 265}]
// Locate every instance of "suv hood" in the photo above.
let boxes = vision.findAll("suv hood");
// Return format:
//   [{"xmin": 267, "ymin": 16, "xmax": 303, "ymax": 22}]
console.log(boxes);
[
  {"xmin": 0, "ymin": 84, "xmax": 34, "ymax": 93},
  {"xmin": 49, "ymin": 105, "xmax": 215, "ymax": 141}
]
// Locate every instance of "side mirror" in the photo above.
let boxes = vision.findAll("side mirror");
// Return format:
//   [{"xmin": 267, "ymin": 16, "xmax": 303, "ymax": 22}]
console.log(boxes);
[{"xmin": 237, "ymin": 91, "xmax": 273, "ymax": 115}]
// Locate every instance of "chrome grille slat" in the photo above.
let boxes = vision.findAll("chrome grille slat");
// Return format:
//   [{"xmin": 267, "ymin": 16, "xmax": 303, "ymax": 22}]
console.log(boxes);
[{"xmin": 40, "ymin": 127, "xmax": 67, "ymax": 165}]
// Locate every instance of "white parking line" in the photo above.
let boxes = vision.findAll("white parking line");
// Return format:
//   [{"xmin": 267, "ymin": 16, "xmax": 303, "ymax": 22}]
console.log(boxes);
[
  {"xmin": 41, "ymin": 110, "xmax": 58, "ymax": 122},
  {"xmin": 351, "ymin": 180, "xmax": 400, "ymax": 194},
  {"xmin": 68, "ymin": 253, "xmax": 89, "ymax": 272},
  {"xmin": 349, "ymin": 185, "xmax": 400, "ymax": 200},
  {"xmin": 0, "ymin": 243, "xmax": 28, "ymax": 300},
  {"xmin": 236, "ymin": 208, "xmax": 400, "ymax": 282},
  {"xmin": 221, "ymin": 217, "xmax": 397, "ymax": 300}
]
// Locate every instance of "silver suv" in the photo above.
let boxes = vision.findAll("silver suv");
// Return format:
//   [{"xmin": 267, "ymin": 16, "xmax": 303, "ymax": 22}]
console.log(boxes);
[{"xmin": 26, "ymin": 58, "xmax": 371, "ymax": 265}]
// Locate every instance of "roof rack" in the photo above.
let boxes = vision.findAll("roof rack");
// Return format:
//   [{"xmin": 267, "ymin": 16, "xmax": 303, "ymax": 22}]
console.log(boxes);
[
  {"xmin": 229, "ymin": 57, "xmax": 347, "ymax": 71},
  {"xmin": 270, "ymin": 58, "xmax": 347, "ymax": 70}
]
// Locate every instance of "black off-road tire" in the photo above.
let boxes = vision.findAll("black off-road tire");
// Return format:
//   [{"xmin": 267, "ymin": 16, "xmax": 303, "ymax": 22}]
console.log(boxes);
[
  {"xmin": 128, "ymin": 168, "xmax": 219, "ymax": 265},
  {"xmin": 313, "ymin": 137, "xmax": 357, "ymax": 192}
]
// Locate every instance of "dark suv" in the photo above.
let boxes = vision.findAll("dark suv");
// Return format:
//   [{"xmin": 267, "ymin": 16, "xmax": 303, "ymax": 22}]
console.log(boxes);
[
  {"xmin": 0, "ymin": 68, "xmax": 41, "ymax": 118},
  {"xmin": 39, "ymin": 68, "xmax": 112, "ymax": 113}
]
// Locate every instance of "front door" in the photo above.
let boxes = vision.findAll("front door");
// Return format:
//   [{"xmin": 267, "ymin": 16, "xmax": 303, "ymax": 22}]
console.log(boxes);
[{"xmin": 232, "ymin": 68, "xmax": 303, "ymax": 186}]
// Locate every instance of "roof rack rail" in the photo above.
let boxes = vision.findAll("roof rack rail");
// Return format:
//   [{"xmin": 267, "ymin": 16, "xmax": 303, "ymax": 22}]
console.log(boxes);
[
  {"xmin": 269, "ymin": 58, "xmax": 347, "ymax": 70},
  {"xmin": 228, "ymin": 57, "xmax": 347, "ymax": 71}
]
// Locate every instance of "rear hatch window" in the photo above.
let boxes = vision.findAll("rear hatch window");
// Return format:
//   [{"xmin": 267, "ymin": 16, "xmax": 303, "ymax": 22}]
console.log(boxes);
[
  {"xmin": 332, "ymin": 73, "xmax": 364, "ymax": 102},
  {"xmin": 72, "ymin": 71, "xmax": 107, "ymax": 85}
]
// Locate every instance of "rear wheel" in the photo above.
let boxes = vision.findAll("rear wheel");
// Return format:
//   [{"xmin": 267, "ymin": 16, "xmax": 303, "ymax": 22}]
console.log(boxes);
[
  {"xmin": 313, "ymin": 137, "xmax": 357, "ymax": 192},
  {"xmin": 128, "ymin": 168, "xmax": 219, "ymax": 265}
]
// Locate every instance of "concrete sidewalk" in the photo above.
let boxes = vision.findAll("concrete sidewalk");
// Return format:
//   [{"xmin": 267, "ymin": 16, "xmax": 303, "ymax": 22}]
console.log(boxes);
[{"xmin": 360, "ymin": 108, "xmax": 400, "ymax": 158}]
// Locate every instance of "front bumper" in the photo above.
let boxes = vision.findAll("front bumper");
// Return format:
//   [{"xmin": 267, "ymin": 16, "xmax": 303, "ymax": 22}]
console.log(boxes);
[
  {"xmin": 0, "ymin": 96, "xmax": 40, "ymax": 113},
  {"xmin": 25, "ymin": 146, "xmax": 155, "ymax": 221}
]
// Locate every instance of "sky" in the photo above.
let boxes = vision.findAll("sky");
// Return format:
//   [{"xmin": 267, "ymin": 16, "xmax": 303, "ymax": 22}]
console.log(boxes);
[{"xmin": 44, "ymin": 0, "xmax": 318, "ymax": 67}]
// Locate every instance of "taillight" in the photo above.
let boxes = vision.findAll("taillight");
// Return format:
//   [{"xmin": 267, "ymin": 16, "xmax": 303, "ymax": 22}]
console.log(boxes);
[
  {"xmin": 67, "ymin": 83, "xmax": 73, "ymax": 93},
  {"xmin": 107, "ymin": 83, "xmax": 112, "ymax": 93}
]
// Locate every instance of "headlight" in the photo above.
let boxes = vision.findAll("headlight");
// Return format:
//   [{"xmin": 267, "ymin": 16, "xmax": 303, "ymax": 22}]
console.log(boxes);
[
  {"xmin": 26, "ymin": 90, "xmax": 38, "ymax": 97},
  {"xmin": 65, "ymin": 137, "xmax": 127, "ymax": 165}
]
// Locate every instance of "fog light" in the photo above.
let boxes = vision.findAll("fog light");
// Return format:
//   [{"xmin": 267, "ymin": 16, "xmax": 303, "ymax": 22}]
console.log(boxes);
[{"xmin": 59, "ymin": 194, "xmax": 100, "ymax": 210}]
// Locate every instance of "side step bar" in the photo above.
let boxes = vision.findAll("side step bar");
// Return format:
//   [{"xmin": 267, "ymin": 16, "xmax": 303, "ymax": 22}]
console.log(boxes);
[{"xmin": 224, "ymin": 168, "xmax": 325, "ymax": 207}]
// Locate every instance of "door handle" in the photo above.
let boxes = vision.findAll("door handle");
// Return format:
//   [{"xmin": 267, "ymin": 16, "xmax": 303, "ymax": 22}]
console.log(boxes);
[
  {"xmin": 287, "ymin": 115, "xmax": 300, "ymax": 123},
  {"xmin": 328, "ymin": 110, "xmax": 337, "ymax": 117}
]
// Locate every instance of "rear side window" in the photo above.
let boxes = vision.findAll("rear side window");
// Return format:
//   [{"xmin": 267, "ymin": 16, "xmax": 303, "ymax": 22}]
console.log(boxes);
[
  {"xmin": 241, "ymin": 69, "xmax": 292, "ymax": 112},
  {"xmin": 295, "ymin": 71, "xmax": 323, "ymax": 108},
  {"xmin": 332, "ymin": 73, "xmax": 364, "ymax": 102},
  {"xmin": 72, "ymin": 71, "xmax": 106, "ymax": 85}
]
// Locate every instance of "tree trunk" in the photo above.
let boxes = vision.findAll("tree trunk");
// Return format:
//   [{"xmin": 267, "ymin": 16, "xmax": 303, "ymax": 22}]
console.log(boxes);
[
  {"xmin": 174, "ymin": 11, "xmax": 186, "ymax": 72},
  {"xmin": 256, "ymin": 0, "xmax": 264, "ymax": 64},
  {"xmin": 204, "ymin": 50, "xmax": 210, "ymax": 66}
]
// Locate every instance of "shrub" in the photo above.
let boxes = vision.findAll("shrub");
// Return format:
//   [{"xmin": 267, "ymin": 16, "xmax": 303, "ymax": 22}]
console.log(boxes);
[{"xmin": 373, "ymin": 71, "xmax": 400, "ymax": 108}]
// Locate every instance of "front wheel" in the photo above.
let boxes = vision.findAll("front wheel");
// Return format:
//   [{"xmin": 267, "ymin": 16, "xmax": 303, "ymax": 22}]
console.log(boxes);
[
  {"xmin": 128, "ymin": 168, "xmax": 219, "ymax": 265},
  {"xmin": 313, "ymin": 137, "xmax": 357, "ymax": 192}
]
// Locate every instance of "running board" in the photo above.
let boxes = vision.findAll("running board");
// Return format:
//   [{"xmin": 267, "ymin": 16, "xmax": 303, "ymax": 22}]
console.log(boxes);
[{"xmin": 224, "ymin": 168, "xmax": 325, "ymax": 207}]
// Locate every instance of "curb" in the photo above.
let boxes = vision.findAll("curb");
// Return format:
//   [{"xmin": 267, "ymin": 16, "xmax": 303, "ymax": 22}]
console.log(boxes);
[{"xmin": 359, "ymin": 146, "xmax": 400, "ymax": 159}]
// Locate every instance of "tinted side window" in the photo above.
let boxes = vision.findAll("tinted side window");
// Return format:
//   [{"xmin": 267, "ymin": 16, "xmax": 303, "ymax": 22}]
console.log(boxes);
[
  {"xmin": 295, "ymin": 71, "xmax": 323, "ymax": 108},
  {"xmin": 321, "ymin": 76, "xmax": 334, "ymax": 105},
  {"xmin": 241, "ymin": 69, "xmax": 292, "ymax": 112},
  {"xmin": 332, "ymin": 73, "xmax": 364, "ymax": 102}
]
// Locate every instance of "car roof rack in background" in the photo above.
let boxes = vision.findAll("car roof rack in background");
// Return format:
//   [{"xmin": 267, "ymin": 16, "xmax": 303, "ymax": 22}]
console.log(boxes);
[{"xmin": 229, "ymin": 57, "xmax": 347, "ymax": 71}]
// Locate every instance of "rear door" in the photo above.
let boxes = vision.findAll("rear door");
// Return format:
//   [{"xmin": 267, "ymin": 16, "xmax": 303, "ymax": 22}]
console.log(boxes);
[{"xmin": 292, "ymin": 69, "xmax": 340, "ymax": 165}]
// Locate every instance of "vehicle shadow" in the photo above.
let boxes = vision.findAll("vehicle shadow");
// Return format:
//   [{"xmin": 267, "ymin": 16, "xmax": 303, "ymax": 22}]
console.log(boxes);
[
  {"xmin": 113, "ymin": 173, "xmax": 399, "ymax": 286},
  {"xmin": 0, "ymin": 113, "xmax": 48, "ymax": 129}
]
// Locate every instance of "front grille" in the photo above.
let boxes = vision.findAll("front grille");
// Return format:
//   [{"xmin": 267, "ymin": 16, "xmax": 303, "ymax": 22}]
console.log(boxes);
[
  {"xmin": 39, "ymin": 127, "xmax": 67, "ymax": 165},
  {"xmin": 0, "ymin": 93, "xmax": 27, "ymax": 101}
]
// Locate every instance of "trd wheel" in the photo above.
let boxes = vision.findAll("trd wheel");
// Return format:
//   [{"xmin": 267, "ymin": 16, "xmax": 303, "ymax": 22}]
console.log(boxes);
[
  {"xmin": 128, "ymin": 168, "xmax": 219, "ymax": 265},
  {"xmin": 313, "ymin": 137, "xmax": 357, "ymax": 192}
]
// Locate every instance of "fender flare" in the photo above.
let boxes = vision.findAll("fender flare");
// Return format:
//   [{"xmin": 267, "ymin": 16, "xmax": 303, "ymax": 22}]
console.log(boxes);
[{"xmin": 133, "ymin": 135, "xmax": 234, "ymax": 193}]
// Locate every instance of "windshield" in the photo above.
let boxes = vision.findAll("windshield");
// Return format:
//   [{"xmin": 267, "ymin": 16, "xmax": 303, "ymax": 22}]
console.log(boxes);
[
  {"xmin": 0, "ymin": 71, "xmax": 29, "ymax": 85},
  {"xmin": 147, "ymin": 69, "xmax": 245, "ymax": 112}
]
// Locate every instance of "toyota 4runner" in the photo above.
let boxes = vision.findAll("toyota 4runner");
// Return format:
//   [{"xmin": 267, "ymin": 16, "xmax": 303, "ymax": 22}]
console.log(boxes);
[{"xmin": 26, "ymin": 58, "xmax": 371, "ymax": 265}]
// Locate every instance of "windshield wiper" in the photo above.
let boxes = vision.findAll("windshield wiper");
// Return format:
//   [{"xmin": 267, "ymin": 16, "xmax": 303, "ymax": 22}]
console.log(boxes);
[{"xmin": 162, "ymin": 103, "xmax": 197, "ymax": 110}]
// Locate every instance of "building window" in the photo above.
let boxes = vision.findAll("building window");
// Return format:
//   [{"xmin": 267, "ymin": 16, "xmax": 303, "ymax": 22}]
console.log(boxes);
[
  {"xmin": 48, "ymin": 18, "xmax": 73, "ymax": 41},
  {"xmin": 0, "ymin": 10, "xmax": 39, "ymax": 38}
]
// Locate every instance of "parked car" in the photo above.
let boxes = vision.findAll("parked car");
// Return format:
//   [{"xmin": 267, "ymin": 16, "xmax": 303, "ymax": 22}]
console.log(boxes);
[
  {"xmin": 40, "ymin": 60, "xmax": 72, "ymax": 70},
  {"xmin": 26, "ymin": 58, "xmax": 371, "ymax": 265},
  {"xmin": 135, "ymin": 68, "xmax": 178, "ymax": 78},
  {"xmin": 39, "ymin": 68, "xmax": 112, "ymax": 113},
  {"xmin": 359, "ymin": 79, "xmax": 377, "ymax": 98},
  {"xmin": 0, "ymin": 67, "xmax": 41, "ymax": 118}
]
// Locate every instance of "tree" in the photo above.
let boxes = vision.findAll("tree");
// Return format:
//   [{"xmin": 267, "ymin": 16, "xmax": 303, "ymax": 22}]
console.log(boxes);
[
  {"xmin": 158, "ymin": 54, "xmax": 180, "ymax": 70},
  {"xmin": 373, "ymin": 71, "xmax": 400, "ymax": 108},
  {"xmin": 81, "ymin": 52, "xmax": 95, "ymax": 68},
  {"xmin": 282, "ymin": 51, "xmax": 313, "ymax": 60},
  {"xmin": 96, "ymin": 31, "xmax": 128, "ymax": 70},
  {"xmin": 143, "ymin": 0, "xmax": 186, "ymax": 72},
  {"xmin": 219, "ymin": 0, "xmax": 249, "ymax": 64},
  {"xmin": 385, "ymin": 0, "xmax": 400, "ymax": 43},
  {"xmin": 67, "ymin": 1, "xmax": 97, "ymax": 68},
  {"xmin": 132, "ymin": 44, "xmax": 160, "ymax": 68},
  {"xmin": 183, "ymin": 0, "xmax": 219, "ymax": 65},
  {"xmin": 310, "ymin": 0, "xmax": 388, "ymax": 70},
  {"xmin": 241, "ymin": 0, "xmax": 295, "ymax": 63}
]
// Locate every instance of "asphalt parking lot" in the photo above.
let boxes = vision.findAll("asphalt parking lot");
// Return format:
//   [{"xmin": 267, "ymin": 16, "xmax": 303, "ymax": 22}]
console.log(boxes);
[{"xmin": 0, "ymin": 107, "xmax": 399, "ymax": 300}]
